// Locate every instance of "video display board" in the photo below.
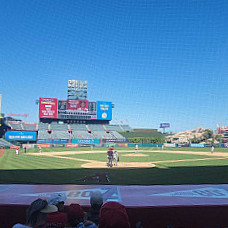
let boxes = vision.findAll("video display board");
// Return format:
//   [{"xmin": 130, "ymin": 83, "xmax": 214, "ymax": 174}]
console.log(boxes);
[
  {"xmin": 39, "ymin": 98, "xmax": 58, "ymax": 118},
  {"xmin": 39, "ymin": 98, "xmax": 112, "ymax": 121},
  {"xmin": 67, "ymin": 99, "xmax": 88, "ymax": 110},
  {"xmin": 5, "ymin": 131, "xmax": 37, "ymax": 141},
  {"xmin": 97, "ymin": 101, "xmax": 112, "ymax": 120}
]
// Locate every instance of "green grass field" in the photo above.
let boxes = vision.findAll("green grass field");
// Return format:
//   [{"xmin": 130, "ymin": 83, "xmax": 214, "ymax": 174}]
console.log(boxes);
[{"xmin": 1, "ymin": 147, "xmax": 228, "ymax": 185}]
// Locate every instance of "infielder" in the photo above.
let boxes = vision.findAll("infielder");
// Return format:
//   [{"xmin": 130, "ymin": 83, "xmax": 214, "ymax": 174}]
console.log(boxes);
[
  {"xmin": 135, "ymin": 144, "xmax": 138, "ymax": 153},
  {"xmin": 113, "ymin": 150, "xmax": 119, "ymax": 166},
  {"xmin": 107, "ymin": 148, "xmax": 113, "ymax": 167},
  {"xmin": 211, "ymin": 145, "xmax": 214, "ymax": 154}
]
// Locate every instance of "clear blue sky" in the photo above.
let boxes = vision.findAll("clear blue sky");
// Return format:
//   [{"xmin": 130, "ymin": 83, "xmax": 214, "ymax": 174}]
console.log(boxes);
[{"xmin": 0, "ymin": 0, "xmax": 228, "ymax": 132}]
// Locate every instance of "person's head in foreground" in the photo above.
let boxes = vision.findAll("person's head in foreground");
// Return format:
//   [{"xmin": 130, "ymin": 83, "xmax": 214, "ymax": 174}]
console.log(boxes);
[
  {"xmin": 90, "ymin": 191, "xmax": 103, "ymax": 210},
  {"xmin": 48, "ymin": 193, "xmax": 67, "ymax": 212},
  {"xmin": 66, "ymin": 204, "xmax": 97, "ymax": 228},
  {"xmin": 99, "ymin": 202, "xmax": 130, "ymax": 228},
  {"xmin": 13, "ymin": 198, "xmax": 57, "ymax": 228},
  {"xmin": 65, "ymin": 204, "xmax": 85, "ymax": 227}
]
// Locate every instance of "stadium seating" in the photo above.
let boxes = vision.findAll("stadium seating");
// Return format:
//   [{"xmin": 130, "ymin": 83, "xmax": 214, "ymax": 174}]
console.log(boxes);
[
  {"xmin": 0, "ymin": 138, "xmax": 13, "ymax": 147},
  {"xmin": 22, "ymin": 123, "xmax": 38, "ymax": 131},
  {"xmin": 121, "ymin": 125, "xmax": 133, "ymax": 132},
  {"xmin": 8, "ymin": 122, "xmax": 23, "ymax": 130},
  {"xmin": 51, "ymin": 131, "xmax": 69, "ymax": 139},
  {"xmin": 37, "ymin": 122, "xmax": 127, "ymax": 140},
  {"xmin": 37, "ymin": 130, "xmax": 54, "ymax": 140},
  {"xmin": 38, "ymin": 123, "xmax": 49, "ymax": 131},
  {"xmin": 69, "ymin": 124, "xmax": 87, "ymax": 131},
  {"xmin": 51, "ymin": 122, "xmax": 68, "ymax": 131}
]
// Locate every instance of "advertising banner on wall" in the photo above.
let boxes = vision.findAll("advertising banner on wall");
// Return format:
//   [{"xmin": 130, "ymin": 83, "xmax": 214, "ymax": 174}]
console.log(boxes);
[
  {"xmin": 5, "ymin": 131, "xmax": 37, "ymax": 141},
  {"xmin": 72, "ymin": 139, "xmax": 100, "ymax": 144},
  {"xmin": 164, "ymin": 143, "xmax": 176, "ymax": 148},
  {"xmin": 39, "ymin": 98, "xmax": 58, "ymax": 118},
  {"xmin": 67, "ymin": 100, "xmax": 88, "ymax": 111},
  {"xmin": 37, "ymin": 144, "xmax": 51, "ymax": 148},
  {"xmin": 96, "ymin": 101, "xmax": 112, "ymax": 120},
  {"xmin": 102, "ymin": 138, "xmax": 126, "ymax": 143},
  {"xmin": 66, "ymin": 143, "xmax": 79, "ymax": 148},
  {"xmin": 190, "ymin": 143, "xmax": 205, "ymax": 148}
]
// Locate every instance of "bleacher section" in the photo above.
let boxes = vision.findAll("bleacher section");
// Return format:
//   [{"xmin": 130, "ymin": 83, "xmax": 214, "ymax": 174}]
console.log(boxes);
[
  {"xmin": 8, "ymin": 122, "xmax": 23, "ymax": 130},
  {"xmin": 121, "ymin": 125, "xmax": 133, "ymax": 132},
  {"xmin": 37, "ymin": 122, "xmax": 130, "ymax": 140},
  {"xmin": 0, "ymin": 138, "xmax": 13, "ymax": 147},
  {"xmin": 22, "ymin": 123, "xmax": 38, "ymax": 131},
  {"xmin": 38, "ymin": 123, "xmax": 49, "ymax": 131}
]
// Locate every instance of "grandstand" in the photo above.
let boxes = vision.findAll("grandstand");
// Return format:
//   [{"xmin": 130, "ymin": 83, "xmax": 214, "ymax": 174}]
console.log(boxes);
[
  {"xmin": 1, "ymin": 80, "xmax": 133, "ymax": 145},
  {"xmin": 37, "ymin": 122, "xmax": 127, "ymax": 141},
  {"xmin": 0, "ymin": 138, "xmax": 13, "ymax": 147}
]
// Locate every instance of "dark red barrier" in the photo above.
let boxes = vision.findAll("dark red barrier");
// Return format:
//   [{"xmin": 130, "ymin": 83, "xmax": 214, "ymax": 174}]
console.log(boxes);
[{"xmin": 1, "ymin": 184, "xmax": 228, "ymax": 228}]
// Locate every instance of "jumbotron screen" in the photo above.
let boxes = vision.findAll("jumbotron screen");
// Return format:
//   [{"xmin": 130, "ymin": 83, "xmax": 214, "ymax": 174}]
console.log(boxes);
[{"xmin": 39, "ymin": 98, "xmax": 112, "ymax": 121}]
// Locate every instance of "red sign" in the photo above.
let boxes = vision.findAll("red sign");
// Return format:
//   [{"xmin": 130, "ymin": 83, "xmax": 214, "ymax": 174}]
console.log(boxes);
[
  {"xmin": 37, "ymin": 144, "xmax": 50, "ymax": 148},
  {"xmin": 67, "ymin": 99, "xmax": 88, "ymax": 111},
  {"xmin": 66, "ymin": 143, "xmax": 78, "ymax": 148},
  {"xmin": 39, "ymin": 98, "xmax": 58, "ymax": 119}
]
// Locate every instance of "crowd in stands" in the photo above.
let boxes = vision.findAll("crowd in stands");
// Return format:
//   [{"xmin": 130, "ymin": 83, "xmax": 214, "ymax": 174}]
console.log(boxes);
[{"xmin": 12, "ymin": 191, "xmax": 136, "ymax": 228}]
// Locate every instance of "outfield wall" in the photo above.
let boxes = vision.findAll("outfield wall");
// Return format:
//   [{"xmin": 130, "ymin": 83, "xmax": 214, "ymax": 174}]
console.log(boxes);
[{"xmin": 5, "ymin": 142, "xmax": 228, "ymax": 149}]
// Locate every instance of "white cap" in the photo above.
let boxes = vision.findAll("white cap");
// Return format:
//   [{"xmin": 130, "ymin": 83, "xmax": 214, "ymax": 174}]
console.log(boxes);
[
  {"xmin": 90, "ymin": 191, "xmax": 103, "ymax": 206},
  {"xmin": 48, "ymin": 193, "xmax": 67, "ymax": 205}
]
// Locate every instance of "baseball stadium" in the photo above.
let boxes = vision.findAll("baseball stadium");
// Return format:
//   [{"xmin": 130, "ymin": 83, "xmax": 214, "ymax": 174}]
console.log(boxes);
[
  {"xmin": 1, "ymin": 0, "xmax": 228, "ymax": 227},
  {"xmin": 1, "ymin": 80, "xmax": 228, "ymax": 228}
]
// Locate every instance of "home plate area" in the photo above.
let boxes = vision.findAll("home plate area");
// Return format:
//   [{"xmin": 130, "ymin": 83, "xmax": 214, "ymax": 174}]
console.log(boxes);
[{"xmin": 82, "ymin": 161, "xmax": 155, "ymax": 168}]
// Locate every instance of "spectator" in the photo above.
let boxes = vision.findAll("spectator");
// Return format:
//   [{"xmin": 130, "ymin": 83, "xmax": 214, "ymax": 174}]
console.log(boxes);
[
  {"xmin": 99, "ymin": 202, "xmax": 130, "ymax": 228},
  {"xmin": 65, "ymin": 204, "xmax": 97, "ymax": 228},
  {"xmin": 12, "ymin": 198, "xmax": 57, "ymax": 228},
  {"xmin": 46, "ymin": 193, "xmax": 68, "ymax": 228},
  {"xmin": 87, "ymin": 191, "xmax": 103, "ymax": 226}
]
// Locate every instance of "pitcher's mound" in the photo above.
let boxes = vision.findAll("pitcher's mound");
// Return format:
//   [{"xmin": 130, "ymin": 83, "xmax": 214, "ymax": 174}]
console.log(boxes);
[
  {"xmin": 123, "ymin": 153, "xmax": 148, "ymax": 157},
  {"xmin": 82, "ymin": 162, "xmax": 155, "ymax": 169}
]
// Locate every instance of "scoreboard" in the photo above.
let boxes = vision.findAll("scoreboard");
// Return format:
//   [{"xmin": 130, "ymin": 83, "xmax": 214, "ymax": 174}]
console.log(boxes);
[{"xmin": 39, "ymin": 98, "xmax": 112, "ymax": 121}]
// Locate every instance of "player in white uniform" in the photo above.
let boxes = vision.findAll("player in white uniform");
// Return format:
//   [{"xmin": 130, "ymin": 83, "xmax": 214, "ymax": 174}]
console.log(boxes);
[
  {"xmin": 135, "ymin": 144, "xmax": 138, "ymax": 153},
  {"xmin": 211, "ymin": 145, "xmax": 214, "ymax": 154},
  {"xmin": 113, "ymin": 150, "xmax": 119, "ymax": 166}
]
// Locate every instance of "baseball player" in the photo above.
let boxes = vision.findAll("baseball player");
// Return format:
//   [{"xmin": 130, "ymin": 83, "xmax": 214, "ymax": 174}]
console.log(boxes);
[
  {"xmin": 135, "ymin": 144, "xmax": 138, "ymax": 153},
  {"xmin": 107, "ymin": 148, "xmax": 113, "ymax": 167},
  {"xmin": 16, "ymin": 146, "xmax": 19, "ymax": 155},
  {"xmin": 39, "ymin": 146, "xmax": 42, "ymax": 153},
  {"xmin": 113, "ymin": 150, "xmax": 119, "ymax": 166},
  {"xmin": 211, "ymin": 145, "xmax": 214, "ymax": 154}
]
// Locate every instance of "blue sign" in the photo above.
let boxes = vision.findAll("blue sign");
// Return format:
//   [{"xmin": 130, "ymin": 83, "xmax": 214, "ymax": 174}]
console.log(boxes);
[
  {"xmin": 72, "ymin": 139, "xmax": 100, "ymax": 144},
  {"xmin": 96, "ymin": 101, "xmax": 112, "ymax": 120},
  {"xmin": 190, "ymin": 143, "xmax": 205, "ymax": 148},
  {"xmin": 5, "ymin": 131, "xmax": 37, "ymax": 141},
  {"xmin": 37, "ymin": 139, "xmax": 52, "ymax": 144},
  {"xmin": 160, "ymin": 123, "xmax": 170, "ymax": 128},
  {"xmin": 37, "ymin": 139, "xmax": 68, "ymax": 144}
]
